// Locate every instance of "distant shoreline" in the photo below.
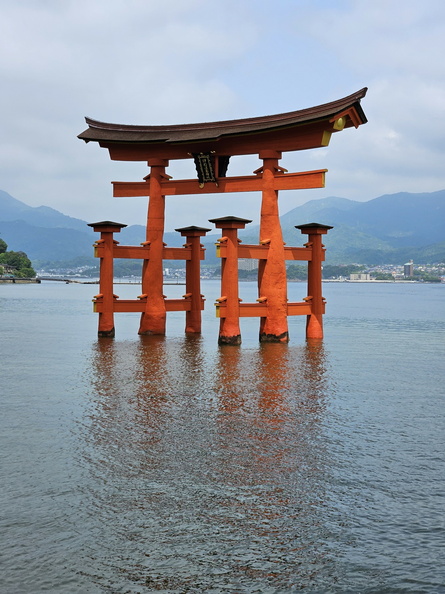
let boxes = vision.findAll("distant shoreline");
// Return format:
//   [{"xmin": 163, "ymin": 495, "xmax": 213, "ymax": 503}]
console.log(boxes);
[
  {"xmin": 2, "ymin": 275, "xmax": 442, "ymax": 285},
  {"xmin": 0, "ymin": 277, "xmax": 41, "ymax": 284},
  {"xmin": 321, "ymin": 279, "xmax": 443, "ymax": 284}
]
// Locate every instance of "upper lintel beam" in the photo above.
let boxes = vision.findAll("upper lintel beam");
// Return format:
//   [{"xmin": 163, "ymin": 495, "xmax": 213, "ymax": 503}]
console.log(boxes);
[{"xmin": 113, "ymin": 169, "xmax": 326, "ymax": 198}]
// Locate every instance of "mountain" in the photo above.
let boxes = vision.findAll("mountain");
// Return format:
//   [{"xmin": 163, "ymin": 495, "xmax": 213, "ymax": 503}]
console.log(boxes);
[
  {"xmin": 235, "ymin": 190, "xmax": 445, "ymax": 264},
  {"xmin": 0, "ymin": 188, "xmax": 444, "ymax": 267},
  {"xmin": 0, "ymin": 190, "xmax": 88, "ymax": 232},
  {"xmin": 0, "ymin": 189, "xmax": 182, "ymax": 266},
  {"xmin": 316, "ymin": 191, "xmax": 444, "ymax": 246}
]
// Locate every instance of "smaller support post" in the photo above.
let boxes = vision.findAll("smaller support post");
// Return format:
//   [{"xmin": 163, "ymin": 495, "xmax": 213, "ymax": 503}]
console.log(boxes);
[
  {"xmin": 175, "ymin": 225, "xmax": 211, "ymax": 334},
  {"xmin": 209, "ymin": 216, "xmax": 252, "ymax": 345},
  {"xmin": 88, "ymin": 221, "xmax": 127, "ymax": 337},
  {"xmin": 295, "ymin": 223, "xmax": 333, "ymax": 340}
]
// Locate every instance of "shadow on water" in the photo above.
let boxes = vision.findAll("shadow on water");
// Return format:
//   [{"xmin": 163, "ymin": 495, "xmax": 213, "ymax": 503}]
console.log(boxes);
[{"xmin": 75, "ymin": 336, "xmax": 342, "ymax": 591}]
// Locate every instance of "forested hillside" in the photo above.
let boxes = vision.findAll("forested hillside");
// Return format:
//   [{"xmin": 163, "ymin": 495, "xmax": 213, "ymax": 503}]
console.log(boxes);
[{"xmin": 1, "ymin": 188, "xmax": 444, "ymax": 267}]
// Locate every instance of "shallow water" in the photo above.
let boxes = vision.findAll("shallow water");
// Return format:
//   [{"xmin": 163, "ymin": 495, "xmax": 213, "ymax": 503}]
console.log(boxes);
[{"xmin": 1, "ymin": 281, "xmax": 444, "ymax": 592}]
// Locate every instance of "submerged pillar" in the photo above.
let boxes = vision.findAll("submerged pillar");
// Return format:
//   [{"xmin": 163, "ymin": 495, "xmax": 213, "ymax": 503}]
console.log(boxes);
[
  {"xmin": 175, "ymin": 225, "xmax": 211, "ymax": 334},
  {"xmin": 139, "ymin": 159, "xmax": 169, "ymax": 335},
  {"xmin": 296, "ymin": 223, "xmax": 333, "ymax": 339},
  {"xmin": 210, "ymin": 216, "xmax": 251, "ymax": 345},
  {"xmin": 258, "ymin": 150, "xmax": 289, "ymax": 343},
  {"xmin": 88, "ymin": 221, "xmax": 127, "ymax": 337}
]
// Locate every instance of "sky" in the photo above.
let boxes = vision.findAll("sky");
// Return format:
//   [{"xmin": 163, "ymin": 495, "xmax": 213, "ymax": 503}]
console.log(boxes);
[{"xmin": 1, "ymin": 0, "xmax": 444, "ymax": 231}]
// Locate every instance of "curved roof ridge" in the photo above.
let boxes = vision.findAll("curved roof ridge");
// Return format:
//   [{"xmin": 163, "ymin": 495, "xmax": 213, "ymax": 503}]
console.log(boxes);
[{"xmin": 83, "ymin": 87, "xmax": 368, "ymax": 133}]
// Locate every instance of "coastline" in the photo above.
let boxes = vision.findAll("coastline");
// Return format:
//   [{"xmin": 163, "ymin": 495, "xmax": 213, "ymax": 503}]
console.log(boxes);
[{"xmin": 0, "ymin": 277, "xmax": 41, "ymax": 284}]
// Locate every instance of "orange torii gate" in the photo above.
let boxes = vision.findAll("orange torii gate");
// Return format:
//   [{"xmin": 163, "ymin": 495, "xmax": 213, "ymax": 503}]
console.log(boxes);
[{"xmin": 79, "ymin": 88, "xmax": 367, "ymax": 342}]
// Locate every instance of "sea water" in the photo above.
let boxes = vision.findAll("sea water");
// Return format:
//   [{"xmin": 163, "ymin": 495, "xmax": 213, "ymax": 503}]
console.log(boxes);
[{"xmin": 1, "ymin": 280, "xmax": 444, "ymax": 593}]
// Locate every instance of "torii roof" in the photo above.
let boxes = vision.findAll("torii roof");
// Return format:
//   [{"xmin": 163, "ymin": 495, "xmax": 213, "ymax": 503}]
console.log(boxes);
[{"xmin": 78, "ymin": 87, "xmax": 367, "ymax": 161}]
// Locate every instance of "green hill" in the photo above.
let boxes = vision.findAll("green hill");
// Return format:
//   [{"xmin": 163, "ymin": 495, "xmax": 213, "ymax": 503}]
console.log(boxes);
[
  {"xmin": 1, "ymin": 188, "xmax": 444, "ymax": 267},
  {"xmin": 235, "ymin": 190, "xmax": 445, "ymax": 264}
]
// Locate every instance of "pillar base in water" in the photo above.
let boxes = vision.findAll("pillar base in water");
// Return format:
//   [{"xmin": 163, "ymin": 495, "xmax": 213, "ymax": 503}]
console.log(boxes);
[
  {"xmin": 218, "ymin": 334, "xmax": 242, "ymax": 346},
  {"xmin": 306, "ymin": 315, "xmax": 323, "ymax": 340},
  {"xmin": 138, "ymin": 329, "xmax": 166, "ymax": 336},
  {"xmin": 98, "ymin": 327, "xmax": 115, "ymax": 338},
  {"xmin": 139, "ymin": 312, "xmax": 166, "ymax": 336},
  {"xmin": 259, "ymin": 331, "xmax": 289, "ymax": 343}
]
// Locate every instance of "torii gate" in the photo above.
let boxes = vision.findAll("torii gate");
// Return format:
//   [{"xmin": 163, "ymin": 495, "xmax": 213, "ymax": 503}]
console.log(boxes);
[{"xmin": 79, "ymin": 88, "xmax": 367, "ymax": 343}]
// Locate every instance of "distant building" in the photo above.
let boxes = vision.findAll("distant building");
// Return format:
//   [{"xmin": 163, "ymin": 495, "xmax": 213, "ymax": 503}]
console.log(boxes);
[
  {"xmin": 404, "ymin": 260, "xmax": 414, "ymax": 277},
  {"xmin": 0, "ymin": 264, "xmax": 17, "ymax": 276},
  {"xmin": 239, "ymin": 258, "xmax": 258, "ymax": 271},
  {"xmin": 350, "ymin": 273, "xmax": 371, "ymax": 281}
]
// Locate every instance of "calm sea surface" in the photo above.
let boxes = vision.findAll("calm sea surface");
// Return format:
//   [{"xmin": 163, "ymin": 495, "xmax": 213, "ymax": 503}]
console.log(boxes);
[{"xmin": 1, "ymin": 280, "xmax": 444, "ymax": 593}]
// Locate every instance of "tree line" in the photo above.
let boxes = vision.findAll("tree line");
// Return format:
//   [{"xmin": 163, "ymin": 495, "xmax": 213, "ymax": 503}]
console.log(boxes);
[{"xmin": 0, "ymin": 238, "xmax": 36, "ymax": 278}]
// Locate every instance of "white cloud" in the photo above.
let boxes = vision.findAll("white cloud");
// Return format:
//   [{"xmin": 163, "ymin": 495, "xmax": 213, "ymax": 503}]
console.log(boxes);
[{"xmin": 0, "ymin": 0, "xmax": 444, "ymax": 230}]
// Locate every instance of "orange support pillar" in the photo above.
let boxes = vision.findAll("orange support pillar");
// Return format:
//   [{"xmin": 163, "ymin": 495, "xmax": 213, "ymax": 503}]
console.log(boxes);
[
  {"xmin": 175, "ymin": 225, "xmax": 211, "ymax": 334},
  {"xmin": 258, "ymin": 150, "xmax": 289, "ymax": 343},
  {"xmin": 88, "ymin": 221, "xmax": 127, "ymax": 337},
  {"xmin": 295, "ymin": 223, "xmax": 333, "ymax": 339},
  {"xmin": 139, "ymin": 159, "xmax": 169, "ymax": 335},
  {"xmin": 209, "ymin": 216, "xmax": 251, "ymax": 345}
]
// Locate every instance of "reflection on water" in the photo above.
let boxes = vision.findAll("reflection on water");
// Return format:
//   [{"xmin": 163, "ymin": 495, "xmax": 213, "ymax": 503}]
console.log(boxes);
[
  {"xmin": 77, "ymin": 336, "xmax": 337, "ymax": 591},
  {"xmin": 2, "ymin": 282, "xmax": 443, "ymax": 592}
]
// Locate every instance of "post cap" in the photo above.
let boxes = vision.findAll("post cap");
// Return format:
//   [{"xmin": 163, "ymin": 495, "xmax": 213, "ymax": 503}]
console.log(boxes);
[
  {"xmin": 209, "ymin": 215, "xmax": 252, "ymax": 229},
  {"xmin": 88, "ymin": 220, "xmax": 127, "ymax": 232},
  {"xmin": 175, "ymin": 225, "xmax": 212, "ymax": 236},
  {"xmin": 295, "ymin": 222, "xmax": 333, "ymax": 234}
]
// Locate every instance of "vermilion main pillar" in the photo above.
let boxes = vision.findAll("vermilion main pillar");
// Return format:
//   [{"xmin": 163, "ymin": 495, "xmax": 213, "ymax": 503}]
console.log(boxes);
[
  {"xmin": 139, "ymin": 159, "xmax": 168, "ymax": 335},
  {"xmin": 258, "ymin": 150, "xmax": 289, "ymax": 343}
]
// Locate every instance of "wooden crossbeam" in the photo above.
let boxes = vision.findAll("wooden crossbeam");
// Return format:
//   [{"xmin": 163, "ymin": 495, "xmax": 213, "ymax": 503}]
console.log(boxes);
[
  {"xmin": 94, "ymin": 244, "xmax": 205, "ymax": 261},
  {"xmin": 93, "ymin": 296, "xmax": 205, "ymax": 313},
  {"xmin": 215, "ymin": 301, "xmax": 313, "ymax": 318},
  {"xmin": 217, "ymin": 244, "xmax": 313, "ymax": 261},
  {"xmin": 112, "ymin": 169, "xmax": 326, "ymax": 198}
]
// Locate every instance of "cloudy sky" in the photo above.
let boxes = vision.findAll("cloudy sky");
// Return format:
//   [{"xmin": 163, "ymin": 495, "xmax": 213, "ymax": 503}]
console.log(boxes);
[{"xmin": 1, "ymin": 0, "xmax": 444, "ymax": 230}]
